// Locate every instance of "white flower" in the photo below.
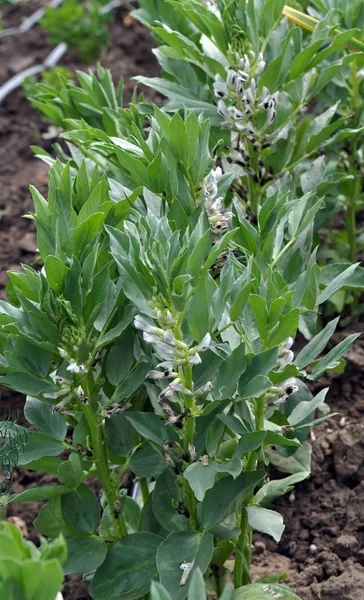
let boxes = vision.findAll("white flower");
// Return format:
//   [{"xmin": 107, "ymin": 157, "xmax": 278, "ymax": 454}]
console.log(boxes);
[
  {"xmin": 284, "ymin": 337, "xmax": 294, "ymax": 351},
  {"xmin": 217, "ymin": 99, "xmax": 233, "ymax": 119},
  {"xmin": 170, "ymin": 379, "xmax": 193, "ymax": 396},
  {"xmin": 279, "ymin": 350, "xmax": 294, "ymax": 367},
  {"xmin": 166, "ymin": 310, "xmax": 175, "ymax": 324},
  {"xmin": 134, "ymin": 315, "xmax": 155, "ymax": 333},
  {"xmin": 197, "ymin": 333, "xmax": 211, "ymax": 352},
  {"xmin": 57, "ymin": 347, "xmax": 68, "ymax": 358},
  {"xmin": 75, "ymin": 386, "xmax": 85, "ymax": 398},
  {"xmin": 195, "ymin": 381, "xmax": 213, "ymax": 395},
  {"xmin": 66, "ymin": 360, "xmax": 86, "ymax": 374},
  {"xmin": 189, "ymin": 353, "xmax": 202, "ymax": 365},
  {"xmin": 164, "ymin": 330, "xmax": 178, "ymax": 346},
  {"xmin": 43, "ymin": 392, "xmax": 59, "ymax": 400},
  {"xmin": 214, "ymin": 80, "xmax": 229, "ymax": 99},
  {"xmin": 143, "ymin": 332, "xmax": 161, "ymax": 344},
  {"xmin": 280, "ymin": 378, "xmax": 299, "ymax": 395},
  {"xmin": 148, "ymin": 370, "xmax": 176, "ymax": 379}
]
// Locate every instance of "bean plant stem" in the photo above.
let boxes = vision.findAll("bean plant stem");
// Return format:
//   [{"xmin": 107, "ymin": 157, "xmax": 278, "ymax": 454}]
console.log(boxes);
[
  {"xmin": 180, "ymin": 361, "xmax": 198, "ymax": 528},
  {"xmin": 82, "ymin": 373, "xmax": 127, "ymax": 539},
  {"xmin": 235, "ymin": 393, "xmax": 267, "ymax": 588},
  {"xmin": 139, "ymin": 477, "xmax": 149, "ymax": 505}
]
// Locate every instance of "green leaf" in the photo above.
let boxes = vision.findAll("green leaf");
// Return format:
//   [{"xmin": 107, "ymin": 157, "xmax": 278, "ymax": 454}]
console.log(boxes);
[
  {"xmin": 63, "ymin": 536, "xmax": 107, "ymax": 575},
  {"xmin": 250, "ymin": 295, "xmax": 268, "ymax": 342},
  {"xmin": 150, "ymin": 581, "xmax": 172, "ymax": 600},
  {"xmin": 246, "ymin": 506, "xmax": 284, "ymax": 542},
  {"xmin": 97, "ymin": 304, "xmax": 137, "ymax": 348},
  {"xmin": 18, "ymin": 433, "xmax": 63, "ymax": 464},
  {"xmin": 124, "ymin": 497, "xmax": 142, "ymax": 533},
  {"xmin": 266, "ymin": 442, "xmax": 312, "ymax": 474},
  {"xmin": 317, "ymin": 263, "xmax": 359, "ymax": 304},
  {"xmin": 238, "ymin": 348, "xmax": 278, "ymax": 397},
  {"xmin": 57, "ymin": 453, "xmax": 84, "ymax": 488},
  {"xmin": 24, "ymin": 397, "xmax": 67, "ymax": 441},
  {"xmin": 200, "ymin": 471, "xmax": 265, "ymax": 529},
  {"xmin": 8, "ymin": 485, "xmax": 71, "ymax": 504},
  {"xmin": 288, "ymin": 388, "xmax": 328, "ymax": 426},
  {"xmin": 183, "ymin": 461, "xmax": 216, "ymax": 502},
  {"xmin": 214, "ymin": 342, "xmax": 246, "ymax": 400},
  {"xmin": 310, "ymin": 334, "xmax": 361, "ymax": 379},
  {"xmin": 230, "ymin": 282, "xmax": 254, "ymax": 322},
  {"xmin": 62, "ymin": 484, "xmax": 100, "ymax": 534},
  {"xmin": 129, "ymin": 443, "xmax": 167, "ymax": 478},
  {"xmin": 105, "ymin": 411, "xmax": 137, "ymax": 457},
  {"xmin": 153, "ymin": 468, "xmax": 190, "ymax": 532},
  {"xmin": 34, "ymin": 497, "xmax": 76, "ymax": 538},
  {"xmin": 0, "ymin": 373, "xmax": 55, "ymax": 396},
  {"xmin": 187, "ymin": 568, "xmax": 206, "ymax": 600},
  {"xmin": 238, "ymin": 375, "xmax": 272, "ymax": 400},
  {"xmin": 268, "ymin": 310, "xmax": 300, "ymax": 347},
  {"xmin": 124, "ymin": 413, "xmax": 179, "ymax": 446},
  {"xmin": 188, "ymin": 274, "xmax": 215, "ymax": 342},
  {"xmin": 255, "ymin": 472, "xmax": 309, "ymax": 507},
  {"xmin": 90, "ymin": 532, "xmax": 162, "ymax": 600},
  {"xmin": 18, "ymin": 456, "xmax": 62, "ymax": 475},
  {"xmin": 44, "ymin": 255, "xmax": 69, "ymax": 294},
  {"xmin": 233, "ymin": 432, "xmax": 266, "ymax": 458},
  {"xmin": 294, "ymin": 317, "xmax": 339, "ymax": 370},
  {"xmin": 234, "ymin": 583, "xmax": 302, "ymax": 599},
  {"xmin": 156, "ymin": 531, "xmax": 213, "ymax": 600}
]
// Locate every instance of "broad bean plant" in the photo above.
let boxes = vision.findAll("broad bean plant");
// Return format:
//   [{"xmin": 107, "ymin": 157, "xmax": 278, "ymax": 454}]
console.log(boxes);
[
  {"xmin": 28, "ymin": 0, "xmax": 364, "ymax": 313},
  {"xmin": 0, "ymin": 107, "xmax": 360, "ymax": 599}
]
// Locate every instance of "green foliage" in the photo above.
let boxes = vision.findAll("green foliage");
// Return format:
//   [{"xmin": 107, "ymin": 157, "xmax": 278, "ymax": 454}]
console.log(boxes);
[
  {"xmin": 40, "ymin": 0, "xmax": 112, "ymax": 62},
  {"xmin": 2, "ymin": 1, "xmax": 362, "ymax": 598},
  {"xmin": 0, "ymin": 521, "xmax": 65, "ymax": 600}
]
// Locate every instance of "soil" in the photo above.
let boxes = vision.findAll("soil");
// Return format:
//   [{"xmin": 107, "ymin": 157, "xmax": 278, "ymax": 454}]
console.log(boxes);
[{"xmin": 1, "ymin": 4, "xmax": 364, "ymax": 600}]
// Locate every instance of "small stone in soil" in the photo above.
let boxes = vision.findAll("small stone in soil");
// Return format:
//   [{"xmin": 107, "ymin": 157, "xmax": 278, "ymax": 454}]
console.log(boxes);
[
  {"xmin": 334, "ymin": 534, "xmax": 359, "ymax": 559},
  {"xmin": 254, "ymin": 541, "xmax": 266, "ymax": 555}
]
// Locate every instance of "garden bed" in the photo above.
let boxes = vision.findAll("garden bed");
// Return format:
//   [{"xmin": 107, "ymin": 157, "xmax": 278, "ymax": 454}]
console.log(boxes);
[
  {"xmin": 0, "ymin": 3, "xmax": 363, "ymax": 600},
  {"xmin": 0, "ymin": 0, "xmax": 159, "ymax": 295}
]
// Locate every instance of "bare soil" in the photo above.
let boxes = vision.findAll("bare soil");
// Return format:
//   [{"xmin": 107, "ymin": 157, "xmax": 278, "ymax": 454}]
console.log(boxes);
[{"xmin": 1, "ymin": 4, "xmax": 364, "ymax": 600}]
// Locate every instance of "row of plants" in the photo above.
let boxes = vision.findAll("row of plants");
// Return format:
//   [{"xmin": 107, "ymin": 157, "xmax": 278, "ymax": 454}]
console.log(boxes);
[{"xmin": 0, "ymin": 0, "xmax": 363, "ymax": 598}]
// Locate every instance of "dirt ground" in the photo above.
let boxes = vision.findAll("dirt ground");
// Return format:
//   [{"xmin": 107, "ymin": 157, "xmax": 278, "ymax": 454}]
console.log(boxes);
[{"xmin": 0, "ymin": 3, "xmax": 363, "ymax": 600}]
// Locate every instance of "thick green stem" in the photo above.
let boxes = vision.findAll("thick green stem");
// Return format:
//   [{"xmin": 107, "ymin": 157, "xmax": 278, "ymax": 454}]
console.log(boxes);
[
  {"xmin": 234, "ymin": 506, "xmax": 251, "ymax": 588},
  {"xmin": 82, "ymin": 375, "xmax": 127, "ymax": 539},
  {"xmin": 139, "ymin": 477, "xmax": 150, "ymax": 505},
  {"xmin": 182, "ymin": 364, "xmax": 195, "ymax": 452},
  {"xmin": 234, "ymin": 394, "xmax": 267, "ymax": 588}
]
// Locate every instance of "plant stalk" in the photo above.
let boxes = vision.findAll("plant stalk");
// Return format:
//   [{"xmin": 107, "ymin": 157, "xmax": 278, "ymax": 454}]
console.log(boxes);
[
  {"xmin": 234, "ymin": 393, "xmax": 267, "ymax": 587},
  {"xmin": 139, "ymin": 477, "xmax": 149, "ymax": 505},
  {"xmin": 82, "ymin": 374, "xmax": 127, "ymax": 539}
]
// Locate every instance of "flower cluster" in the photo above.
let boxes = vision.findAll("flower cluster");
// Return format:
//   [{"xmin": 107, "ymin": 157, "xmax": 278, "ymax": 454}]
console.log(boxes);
[
  {"xmin": 134, "ymin": 314, "xmax": 212, "ymax": 402},
  {"xmin": 201, "ymin": 166, "xmax": 233, "ymax": 234},
  {"xmin": 214, "ymin": 53, "xmax": 277, "ymax": 135}
]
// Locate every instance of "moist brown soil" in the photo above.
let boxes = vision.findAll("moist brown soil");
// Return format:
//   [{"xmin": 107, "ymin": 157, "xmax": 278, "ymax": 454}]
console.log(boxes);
[{"xmin": 1, "ymin": 4, "xmax": 364, "ymax": 600}]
